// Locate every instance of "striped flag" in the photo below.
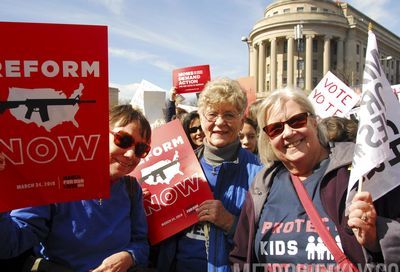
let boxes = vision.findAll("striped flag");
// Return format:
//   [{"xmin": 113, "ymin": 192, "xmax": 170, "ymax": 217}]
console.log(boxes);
[{"xmin": 347, "ymin": 30, "xmax": 400, "ymax": 205}]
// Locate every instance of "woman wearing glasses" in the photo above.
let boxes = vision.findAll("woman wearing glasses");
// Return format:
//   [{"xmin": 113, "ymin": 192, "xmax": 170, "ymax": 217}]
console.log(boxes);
[
  {"xmin": 157, "ymin": 78, "xmax": 263, "ymax": 272},
  {"xmin": 230, "ymin": 88, "xmax": 400, "ymax": 270},
  {"xmin": 0, "ymin": 104, "xmax": 151, "ymax": 272},
  {"xmin": 182, "ymin": 111, "xmax": 205, "ymax": 150}
]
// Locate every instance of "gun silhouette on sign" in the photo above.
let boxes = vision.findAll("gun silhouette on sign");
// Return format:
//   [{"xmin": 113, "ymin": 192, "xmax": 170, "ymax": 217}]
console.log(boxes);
[
  {"xmin": 0, "ymin": 96, "xmax": 96, "ymax": 122},
  {"xmin": 139, "ymin": 159, "xmax": 179, "ymax": 184}
]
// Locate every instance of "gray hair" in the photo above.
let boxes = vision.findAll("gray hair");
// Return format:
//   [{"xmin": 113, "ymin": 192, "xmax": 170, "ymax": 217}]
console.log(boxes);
[
  {"xmin": 197, "ymin": 78, "xmax": 247, "ymax": 114},
  {"xmin": 257, "ymin": 87, "xmax": 329, "ymax": 164}
]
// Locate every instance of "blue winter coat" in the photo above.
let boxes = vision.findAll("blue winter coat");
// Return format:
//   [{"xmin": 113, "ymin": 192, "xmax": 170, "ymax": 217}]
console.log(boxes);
[
  {"xmin": 0, "ymin": 177, "xmax": 149, "ymax": 272},
  {"xmin": 157, "ymin": 146, "xmax": 262, "ymax": 272}
]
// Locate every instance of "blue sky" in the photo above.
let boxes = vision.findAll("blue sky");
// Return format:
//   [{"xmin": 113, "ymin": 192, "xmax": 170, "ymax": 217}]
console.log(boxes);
[{"xmin": 1, "ymin": 0, "xmax": 399, "ymax": 101}]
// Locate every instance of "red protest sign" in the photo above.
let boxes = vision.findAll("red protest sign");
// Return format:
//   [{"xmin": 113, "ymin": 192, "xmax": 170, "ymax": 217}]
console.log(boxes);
[
  {"xmin": 130, "ymin": 119, "xmax": 213, "ymax": 245},
  {"xmin": 0, "ymin": 22, "xmax": 109, "ymax": 212},
  {"xmin": 172, "ymin": 64, "xmax": 210, "ymax": 94}
]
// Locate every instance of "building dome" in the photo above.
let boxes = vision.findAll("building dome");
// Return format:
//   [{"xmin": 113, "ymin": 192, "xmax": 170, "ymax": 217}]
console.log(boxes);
[{"xmin": 245, "ymin": 0, "xmax": 400, "ymax": 96}]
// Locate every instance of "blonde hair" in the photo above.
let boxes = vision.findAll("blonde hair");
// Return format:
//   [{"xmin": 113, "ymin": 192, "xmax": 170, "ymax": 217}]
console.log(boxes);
[
  {"xmin": 247, "ymin": 99, "xmax": 263, "ymax": 124},
  {"xmin": 197, "ymin": 78, "xmax": 247, "ymax": 114},
  {"xmin": 257, "ymin": 88, "xmax": 328, "ymax": 164}
]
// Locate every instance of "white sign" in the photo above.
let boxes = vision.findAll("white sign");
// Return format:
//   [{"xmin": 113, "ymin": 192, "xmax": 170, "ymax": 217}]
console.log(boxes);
[
  {"xmin": 308, "ymin": 71, "xmax": 360, "ymax": 118},
  {"xmin": 347, "ymin": 31, "xmax": 400, "ymax": 204},
  {"xmin": 143, "ymin": 91, "xmax": 166, "ymax": 125},
  {"xmin": 130, "ymin": 79, "xmax": 167, "ymax": 122}
]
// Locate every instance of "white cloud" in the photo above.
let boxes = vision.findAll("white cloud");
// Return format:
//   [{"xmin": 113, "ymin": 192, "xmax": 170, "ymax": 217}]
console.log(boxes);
[
  {"xmin": 88, "ymin": 0, "xmax": 125, "ymax": 15},
  {"xmin": 151, "ymin": 60, "xmax": 177, "ymax": 72},
  {"xmin": 233, "ymin": 0, "xmax": 266, "ymax": 18},
  {"xmin": 109, "ymin": 47, "xmax": 154, "ymax": 61},
  {"xmin": 109, "ymin": 24, "xmax": 210, "ymax": 59},
  {"xmin": 110, "ymin": 80, "xmax": 170, "ymax": 105},
  {"xmin": 109, "ymin": 47, "xmax": 176, "ymax": 72},
  {"xmin": 217, "ymin": 66, "xmax": 246, "ymax": 79},
  {"xmin": 109, "ymin": 82, "xmax": 141, "ymax": 103},
  {"xmin": 347, "ymin": 0, "xmax": 394, "ymax": 28}
]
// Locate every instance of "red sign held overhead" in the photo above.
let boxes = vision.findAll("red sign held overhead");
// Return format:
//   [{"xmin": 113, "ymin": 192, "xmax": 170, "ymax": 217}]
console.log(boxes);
[
  {"xmin": 0, "ymin": 22, "xmax": 109, "ymax": 212},
  {"xmin": 130, "ymin": 120, "xmax": 213, "ymax": 245},
  {"xmin": 172, "ymin": 64, "xmax": 211, "ymax": 94}
]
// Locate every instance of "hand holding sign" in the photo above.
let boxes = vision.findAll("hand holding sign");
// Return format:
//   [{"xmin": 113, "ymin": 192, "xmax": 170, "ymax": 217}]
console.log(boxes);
[
  {"xmin": 347, "ymin": 192, "xmax": 379, "ymax": 252},
  {"xmin": 198, "ymin": 199, "xmax": 235, "ymax": 232}
]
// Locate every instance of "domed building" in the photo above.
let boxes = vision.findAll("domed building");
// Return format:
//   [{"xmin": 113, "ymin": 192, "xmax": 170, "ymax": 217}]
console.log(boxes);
[{"xmin": 243, "ymin": 0, "xmax": 400, "ymax": 97}]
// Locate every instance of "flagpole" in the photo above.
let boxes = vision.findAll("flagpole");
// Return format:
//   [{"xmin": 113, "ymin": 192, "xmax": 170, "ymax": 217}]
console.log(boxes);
[
  {"xmin": 355, "ymin": 23, "xmax": 373, "ymax": 195},
  {"xmin": 358, "ymin": 177, "xmax": 363, "ymax": 193},
  {"xmin": 357, "ymin": 23, "xmax": 372, "ymax": 194}
]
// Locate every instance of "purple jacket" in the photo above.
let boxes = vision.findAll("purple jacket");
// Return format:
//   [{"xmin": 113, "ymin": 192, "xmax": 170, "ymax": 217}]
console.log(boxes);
[{"xmin": 230, "ymin": 142, "xmax": 400, "ymax": 270}]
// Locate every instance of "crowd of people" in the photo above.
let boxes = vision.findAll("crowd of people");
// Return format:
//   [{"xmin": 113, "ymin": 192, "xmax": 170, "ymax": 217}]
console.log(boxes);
[{"xmin": 1, "ymin": 77, "xmax": 400, "ymax": 272}]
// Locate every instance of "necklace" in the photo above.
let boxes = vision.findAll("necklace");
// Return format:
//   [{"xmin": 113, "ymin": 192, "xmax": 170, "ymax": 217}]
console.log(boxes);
[{"xmin": 98, "ymin": 198, "xmax": 103, "ymax": 205}]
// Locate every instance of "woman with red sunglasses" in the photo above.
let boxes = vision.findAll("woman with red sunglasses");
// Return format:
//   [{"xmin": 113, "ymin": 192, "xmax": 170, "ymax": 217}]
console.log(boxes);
[
  {"xmin": 0, "ymin": 105, "xmax": 151, "ymax": 272},
  {"xmin": 230, "ymin": 88, "xmax": 400, "ymax": 270}
]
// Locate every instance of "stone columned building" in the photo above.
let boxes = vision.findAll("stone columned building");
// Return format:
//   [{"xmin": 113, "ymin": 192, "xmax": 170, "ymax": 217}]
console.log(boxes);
[{"xmin": 244, "ymin": 0, "xmax": 400, "ymax": 97}]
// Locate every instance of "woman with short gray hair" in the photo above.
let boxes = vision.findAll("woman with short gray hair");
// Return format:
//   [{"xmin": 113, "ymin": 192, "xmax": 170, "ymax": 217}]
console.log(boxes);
[{"xmin": 158, "ymin": 78, "xmax": 263, "ymax": 272}]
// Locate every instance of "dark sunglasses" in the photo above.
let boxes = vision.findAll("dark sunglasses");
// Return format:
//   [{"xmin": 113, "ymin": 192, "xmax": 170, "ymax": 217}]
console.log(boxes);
[
  {"xmin": 263, "ymin": 112, "xmax": 311, "ymax": 139},
  {"xmin": 110, "ymin": 130, "xmax": 151, "ymax": 158},
  {"xmin": 189, "ymin": 125, "xmax": 202, "ymax": 133}
]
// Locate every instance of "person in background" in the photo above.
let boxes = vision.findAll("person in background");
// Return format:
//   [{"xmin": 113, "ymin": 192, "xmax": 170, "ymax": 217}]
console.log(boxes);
[
  {"xmin": 344, "ymin": 116, "xmax": 358, "ymax": 142},
  {"xmin": 320, "ymin": 116, "xmax": 358, "ymax": 142},
  {"xmin": 247, "ymin": 99, "xmax": 263, "ymax": 124},
  {"xmin": 182, "ymin": 111, "xmax": 205, "ymax": 150},
  {"xmin": 151, "ymin": 118, "xmax": 167, "ymax": 130},
  {"xmin": 0, "ymin": 105, "xmax": 151, "ymax": 272},
  {"xmin": 230, "ymin": 88, "xmax": 400, "ymax": 270},
  {"xmin": 239, "ymin": 117, "xmax": 258, "ymax": 154},
  {"xmin": 175, "ymin": 108, "xmax": 188, "ymax": 123},
  {"xmin": 166, "ymin": 87, "xmax": 188, "ymax": 122},
  {"xmin": 165, "ymin": 87, "xmax": 177, "ymax": 122},
  {"xmin": 157, "ymin": 78, "xmax": 263, "ymax": 272}
]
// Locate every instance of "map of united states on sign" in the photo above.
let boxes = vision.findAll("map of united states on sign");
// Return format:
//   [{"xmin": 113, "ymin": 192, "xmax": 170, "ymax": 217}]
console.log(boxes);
[{"xmin": 3, "ymin": 83, "xmax": 94, "ymax": 131}]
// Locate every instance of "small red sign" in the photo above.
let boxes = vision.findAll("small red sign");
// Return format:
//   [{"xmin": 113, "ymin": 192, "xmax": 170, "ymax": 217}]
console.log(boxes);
[
  {"xmin": 0, "ymin": 22, "xmax": 109, "ymax": 211},
  {"xmin": 172, "ymin": 65, "xmax": 211, "ymax": 94},
  {"xmin": 130, "ymin": 120, "xmax": 213, "ymax": 245}
]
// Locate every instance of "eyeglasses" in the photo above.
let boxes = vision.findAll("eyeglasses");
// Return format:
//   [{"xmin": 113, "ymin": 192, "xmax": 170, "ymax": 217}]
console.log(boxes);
[
  {"xmin": 203, "ymin": 111, "xmax": 240, "ymax": 122},
  {"xmin": 263, "ymin": 112, "xmax": 311, "ymax": 139},
  {"xmin": 189, "ymin": 125, "xmax": 202, "ymax": 133},
  {"xmin": 110, "ymin": 130, "xmax": 151, "ymax": 158}
]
